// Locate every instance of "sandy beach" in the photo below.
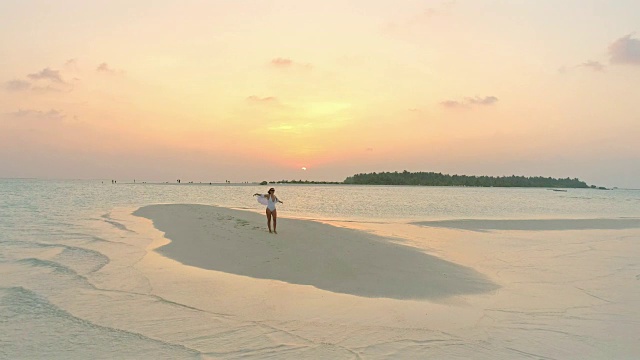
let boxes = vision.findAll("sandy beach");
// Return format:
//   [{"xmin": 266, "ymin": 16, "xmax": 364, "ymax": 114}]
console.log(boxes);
[
  {"xmin": 134, "ymin": 204, "xmax": 497, "ymax": 300},
  {"xmin": 126, "ymin": 203, "xmax": 640, "ymax": 359},
  {"xmin": 4, "ymin": 1, "xmax": 640, "ymax": 357}
]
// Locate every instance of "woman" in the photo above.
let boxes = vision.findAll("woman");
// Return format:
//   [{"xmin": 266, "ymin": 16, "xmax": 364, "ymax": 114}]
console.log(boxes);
[{"xmin": 254, "ymin": 188, "xmax": 283, "ymax": 233}]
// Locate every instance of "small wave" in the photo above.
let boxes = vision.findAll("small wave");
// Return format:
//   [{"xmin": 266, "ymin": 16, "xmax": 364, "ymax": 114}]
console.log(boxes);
[
  {"xmin": 31, "ymin": 242, "xmax": 111, "ymax": 274},
  {"xmin": 55, "ymin": 247, "xmax": 110, "ymax": 274},
  {"xmin": 0, "ymin": 286, "xmax": 200, "ymax": 358},
  {"xmin": 101, "ymin": 213, "xmax": 135, "ymax": 233},
  {"xmin": 13, "ymin": 257, "xmax": 206, "ymax": 317},
  {"xmin": 1, "ymin": 286, "xmax": 68, "ymax": 316},
  {"xmin": 18, "ymin": 258, "xmax": 87, "ymax": 279}
]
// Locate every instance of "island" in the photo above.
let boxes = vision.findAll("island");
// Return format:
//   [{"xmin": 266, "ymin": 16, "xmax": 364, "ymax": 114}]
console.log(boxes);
[
  {"xmin": 260, "ymin": 171, "xmax": 608, "ymax": 189},
  {"xmin": 343, "ymin": 171, "xmax": 599, "ymax": 188}
]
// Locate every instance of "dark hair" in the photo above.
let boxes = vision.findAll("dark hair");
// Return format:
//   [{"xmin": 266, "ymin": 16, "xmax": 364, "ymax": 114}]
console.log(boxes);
[{"xmin": 268, "ymin": 188, "xmax": 275, "ymax": 192}]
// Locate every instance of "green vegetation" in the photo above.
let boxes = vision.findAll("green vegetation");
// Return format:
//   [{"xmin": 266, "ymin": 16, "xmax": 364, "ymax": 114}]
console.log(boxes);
[
  {"xmin": 344, "ymin": 171, "xmax": 591, "ymax": 188},
  {"xmin": 261, "ymin": 171, "xmax": 601, "ymax": 188}
]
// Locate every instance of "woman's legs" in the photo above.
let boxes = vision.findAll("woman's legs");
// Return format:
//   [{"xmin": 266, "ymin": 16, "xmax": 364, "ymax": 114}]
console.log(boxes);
[
  {"xmin": 272, "ymin": 209, "xmax": 277, "ymax": 234},
  {"xmin": 266, "ymin": 209, "xmax": 272, "ymax": 233}
]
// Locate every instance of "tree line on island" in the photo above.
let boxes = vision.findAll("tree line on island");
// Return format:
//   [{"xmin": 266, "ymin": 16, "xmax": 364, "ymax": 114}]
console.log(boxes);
[
  {"xmin": 264, "ymin": 170, "xmax": 606, "ymax": 189},
  {"xmin": 343, "ymin": 171, "xmax": 598, "ymax": 188}
]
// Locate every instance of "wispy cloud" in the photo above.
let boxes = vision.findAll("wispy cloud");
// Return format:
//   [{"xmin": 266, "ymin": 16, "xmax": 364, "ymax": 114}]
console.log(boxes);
[
  {"xmin": 579, "ymin": 60, "xmax": 605, "ymax": 72},
  {"xmin": 96, "ymin": 62, "xmax": 124, "ymax": 75},
  {"xmin": 269, "ymin": 58, "xmax": 312, "ymax": 70},
  {"xmin": 247, "ymin": 95, "xmax": 279, "ymax": 104},
  {"xmin": 383, "ymin": 0, "xmax": 456, "ymax": 34},
  {"xmin": 33, "ymin": 85, "xmax": 73, "ymax": 93},
  {"xmin": 608, "ymin": 33, "xmax": 640, "ymax": 65},
  {"xmin": 467, "ymin": 96, "xmax": 498, "ymax": 105},
  {"xmin": 27, "ymin": 68, "xmax": 65, "ymax": 83},
  {"xmin": 559, "ymin": 61, "xmax": 606, "ymax": 74},
  {"xmin": 267, "ymin": 122, "xmax": 315, "ymax": 134},
  {"xmin": 440, "ymin": 100, "xmax": 465, "ymax": 109},
  {"xmin": 3, "ymin": 78, "xmax": 70, "ymax": 93},
  {"xmin": 271, "ymin": 58, "xmax": 293, "ymax": 68},
  {"xmin": 63, "ymin": 58, "xmax": 81, "ymax": 72},
  {"xmin": 5, "ymin": 109, "xmax": 66, "ymax": 121},
  {"xmin": 4, "ymin": 80, "xmax": 31, "ymax": 92},
  {"xmin": 440, "ymin": 96, "xmax": 498, "ymax": 109},
  {"xmin": 268, "ymin": 124, "xmax": 296, "ymax": 131},
  {"xmin": 566, "ymin": 34, "xmax": 639, "ymax": 74},
  {"xmin": 4, "ymin": 65, "xmax": 81, "ymax": 93}
]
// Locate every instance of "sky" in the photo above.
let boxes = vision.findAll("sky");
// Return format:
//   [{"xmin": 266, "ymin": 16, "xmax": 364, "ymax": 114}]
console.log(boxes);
[{"xmin": 1, "ymin": 0, "xmax": 639, "ymax": 187}]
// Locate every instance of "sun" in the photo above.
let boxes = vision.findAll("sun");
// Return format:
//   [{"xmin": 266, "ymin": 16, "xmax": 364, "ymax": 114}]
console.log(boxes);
[{"xmin": 301, "ymin": 167, "xmax": 307, "ymax": 171}]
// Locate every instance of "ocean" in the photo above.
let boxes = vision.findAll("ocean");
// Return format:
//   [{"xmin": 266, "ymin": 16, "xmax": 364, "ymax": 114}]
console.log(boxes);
[{"xmin": 1, "ymin": 179, "xmax": 639, "ymax": 359}]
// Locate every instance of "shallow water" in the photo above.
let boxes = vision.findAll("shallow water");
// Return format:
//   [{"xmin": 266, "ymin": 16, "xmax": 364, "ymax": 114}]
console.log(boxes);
[{"xmin": 1, "ymin": 179, "xmax": 639, "ymax": 358}]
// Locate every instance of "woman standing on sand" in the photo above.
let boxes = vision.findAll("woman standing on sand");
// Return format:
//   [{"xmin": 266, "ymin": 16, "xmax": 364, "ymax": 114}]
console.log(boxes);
[{"xmin": 254, "ymin": 188, "xmax": 283, "ymax": 233}]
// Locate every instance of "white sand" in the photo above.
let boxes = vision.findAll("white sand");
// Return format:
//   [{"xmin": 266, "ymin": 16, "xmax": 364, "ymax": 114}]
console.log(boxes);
[
  {"xmin": 133, "ymin": 204, "xmax": 497, "ymax": 300},
  {"xmin": 86, "ymin": 203, "xmax": 638, "ymax": 359}
]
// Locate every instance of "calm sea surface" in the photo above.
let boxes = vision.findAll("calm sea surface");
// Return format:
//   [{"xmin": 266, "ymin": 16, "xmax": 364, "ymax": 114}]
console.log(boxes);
[
  {"xmin": 1, "ymin": 179, "xmax": 639, "ymax": 358},
  {"xmin": 2, "ymin": 179, "xmax": 638, "ymax": 223}
]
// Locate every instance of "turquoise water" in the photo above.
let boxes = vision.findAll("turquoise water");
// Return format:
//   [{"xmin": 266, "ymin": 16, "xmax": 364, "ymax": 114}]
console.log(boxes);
[{"xmin": 1, "ymin": 179, "xmax": 639, "ymax": 358}]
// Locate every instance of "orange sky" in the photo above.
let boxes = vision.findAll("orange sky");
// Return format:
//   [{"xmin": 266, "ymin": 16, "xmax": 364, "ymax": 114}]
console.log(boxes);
[{"xmin": 1, "ymin": 1, "xmax": 639, "ymax": 187}]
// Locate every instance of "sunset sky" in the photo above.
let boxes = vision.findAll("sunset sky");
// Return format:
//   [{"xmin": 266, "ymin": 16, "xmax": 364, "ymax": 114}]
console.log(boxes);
[{"xmin": 1, "ymin": 1, "xmax": 639, "ymax": 187}]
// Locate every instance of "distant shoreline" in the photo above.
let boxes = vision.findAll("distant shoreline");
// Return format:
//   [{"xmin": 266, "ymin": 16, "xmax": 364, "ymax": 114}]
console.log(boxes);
[
  {"xmin": 1, "ymin": 177, "xmax": 628, "ymax": 190},
  {"xmin": 342, "ymin": 171, "xmax": 608, "ymax": 189},
  {"xmin": 97, "ymin": 181, "xmax": 613, "ymax": 190}
]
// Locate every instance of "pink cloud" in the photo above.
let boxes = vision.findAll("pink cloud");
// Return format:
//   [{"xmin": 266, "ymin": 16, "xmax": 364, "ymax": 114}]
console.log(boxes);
[
  {"xmin": 4, "ymin": 80, "xmax": 31, "ymax": 91},
  {"xmin": 579, "ymin": 60, "xmax": 605, "ymax": 72},
  {"xmin": 28, "ymin": 68, "xmax": 65, "ymax": 83},
  {"xmin": 609, "ymin": 33, "xmax": 640, "ymax": 65},
  {"xmin": 8, "ymin": 109, "xmax": 65, "ymax": 121},
  {"xmin": 96, "ymin": 62, "xmax": 124, "ymax": 75},
  {"xmin": 440, "ymin": 100, "xmax": 466, "ymax": 109},
  {"xmin": 271, "ymin": 58, "xmax": 293, "ymax": 67},
  {"xmin": 247, "ymin": 96, "xmax": 278, "ymax": 103},
  {"xmin": 269, "ymin": 58, "xmax": 312, "ymax": 70},
  {"xmin": 440, "ymin": 96, "xmax": 498, "ymax": 109}
]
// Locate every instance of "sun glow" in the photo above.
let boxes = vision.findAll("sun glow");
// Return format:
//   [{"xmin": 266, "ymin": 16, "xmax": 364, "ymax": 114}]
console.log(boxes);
[{"xmin": 1, "ymin": 2, "xmax": 639, "ymax": 186}]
